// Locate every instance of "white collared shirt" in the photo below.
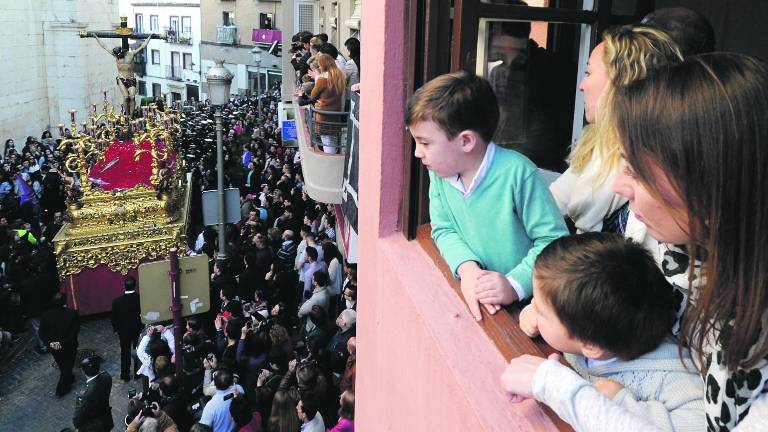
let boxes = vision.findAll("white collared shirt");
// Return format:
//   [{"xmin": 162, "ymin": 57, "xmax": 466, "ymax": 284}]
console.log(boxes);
[{"xmin": 447, "ymin": 142, "xmax": 496, "ymax": 197}]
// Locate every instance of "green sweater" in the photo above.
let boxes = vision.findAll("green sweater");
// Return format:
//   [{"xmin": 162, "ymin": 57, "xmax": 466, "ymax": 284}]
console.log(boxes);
[{"xmin": 429, "ymin": 147, "xmax": 568, "ymax": 298}]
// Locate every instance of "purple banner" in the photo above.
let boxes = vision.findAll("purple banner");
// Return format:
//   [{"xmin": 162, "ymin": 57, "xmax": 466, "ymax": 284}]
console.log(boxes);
[{"xmin": 252, "ymin": 29, "xmax": 282, "ymax": 44}]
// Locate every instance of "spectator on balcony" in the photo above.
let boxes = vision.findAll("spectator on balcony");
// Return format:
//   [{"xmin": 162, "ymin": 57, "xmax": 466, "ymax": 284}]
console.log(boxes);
[
  {"xmin": 310, "ymin": 54, "xmax": 347, "ymax": 154},
  {"xmin": 406, "ymin": 71, "xmax": 568, "ymax": 320},
  {"xmin": 512, "ymin": 233, "xmax": 703, "ymax": 432},
  {"xmin": 549, "ymin": 25, "xmax": 683, "ymax": 234},
  {"xmin": 317, "ymin": 44, "xmax": 347, "ymax": 78},
  {"xmin": 344, "ymin": 38, "xmax": 360, "ymax": 83}
]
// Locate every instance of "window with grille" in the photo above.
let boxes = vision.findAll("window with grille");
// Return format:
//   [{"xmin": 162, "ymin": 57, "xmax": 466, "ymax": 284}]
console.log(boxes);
[{"xmin": 296, "ymin": 2, "xmax": 317, "ymax": 34}]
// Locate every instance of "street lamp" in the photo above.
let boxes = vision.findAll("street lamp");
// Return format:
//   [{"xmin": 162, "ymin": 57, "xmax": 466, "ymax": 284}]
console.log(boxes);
[
  {"xmin": 251, "ymin": 47, "xmax": 263, "ymax": 119},
  {"xmin": 204, "ymin": 59, "xmax": 233, "ymax": 261}
]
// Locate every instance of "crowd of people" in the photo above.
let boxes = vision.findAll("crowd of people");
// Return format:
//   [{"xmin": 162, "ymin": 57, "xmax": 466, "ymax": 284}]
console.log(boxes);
[{"xmin": 1, "ymin": 49, "xmax": 358, "ymax": 430}]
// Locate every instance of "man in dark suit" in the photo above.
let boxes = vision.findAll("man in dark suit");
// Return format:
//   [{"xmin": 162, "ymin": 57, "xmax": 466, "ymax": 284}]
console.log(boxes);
[
  {"xmin": 111, "ymin": 276, "xmax": 143, "ymax": 382},
  {"xmin": 39, "ymin": 292, "xmax": 79, "ymax": 396},
  {"xmin": 73, "ymin": 355, "xmax": 113, "ymax": 432}
]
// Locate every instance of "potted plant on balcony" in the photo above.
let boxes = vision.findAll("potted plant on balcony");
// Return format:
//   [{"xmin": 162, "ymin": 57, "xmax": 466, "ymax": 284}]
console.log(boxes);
[{"xmin": 178, "ymin": 33, "xmax": 192, "ymax": 44}]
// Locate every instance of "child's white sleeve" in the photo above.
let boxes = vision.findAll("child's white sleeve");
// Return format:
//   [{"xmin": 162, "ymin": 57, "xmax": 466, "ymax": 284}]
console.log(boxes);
[
  {"xmin": 533, "ymin": 359, "xmax": 663, "ymax": 432},
  {"xmin": 612, "ymin": 386, "xmax": 704, "ymax": 432}
]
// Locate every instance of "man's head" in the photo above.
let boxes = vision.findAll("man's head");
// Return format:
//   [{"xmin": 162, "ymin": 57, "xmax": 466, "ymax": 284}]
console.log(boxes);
[
  {"xmin": 406, "ymin": 71, "xmax": 499, "ymax": 178},
  {"xmin": 641, "ymin": 7, "xmax": 715, "ymax": 56},
  {"xmin": 312, "ymin": 270, "xmax": 329, "ymax": 288},
  {"xmin": 124, "ymin": 276, "xmax": 137, "ymax": 293},
  {"xmin": 159, "ymin": 375, "xmax": 179, "ymax": 397},
  {"xmin": 532, "ymin": 233, "xmax": 675, "ymax": 361},
  {"xmin": 296, "ymin": 399, "xmax": 319, "ymax": 423},
  {"xmin": 80, "ymin": 355, "xmax": 101, "ymax": 377},
  {"xmin": 305, "ymin": 246, "xmax": 318, "ymax": 262},
  {"xmin": 336, "ymin": 308, "xmax": 356, "ymax": 332},
  {"xmin": 213, "ymin": 367, "xmax": 234, "ymax": 390}
]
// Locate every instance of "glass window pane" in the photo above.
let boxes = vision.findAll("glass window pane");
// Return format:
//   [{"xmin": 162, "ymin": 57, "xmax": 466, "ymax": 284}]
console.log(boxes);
[
  {"xmin": 476, "ymin": 19, "xmax": 587, "ymax": 171},
  {"xmin": 480, "ymin": 0, "xmax": 589, "ymax": 11}
]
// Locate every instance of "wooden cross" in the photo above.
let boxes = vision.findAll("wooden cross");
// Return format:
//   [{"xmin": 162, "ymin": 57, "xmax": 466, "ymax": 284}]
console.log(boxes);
[{"xmin": 79, "ymin": 16, "xmax": 165, "ymax": 48}]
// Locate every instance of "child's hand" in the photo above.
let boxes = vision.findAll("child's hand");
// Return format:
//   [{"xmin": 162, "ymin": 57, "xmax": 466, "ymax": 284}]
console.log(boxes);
[
  {"xmin": 475, "ymin": 270, "xmax": 519, "ymax": 313},
  {"xmin": 594, "ymin": 378, "xmax": 625, "ymax": 399},
  {"xmin": 457, "ymin": 261, "xmax": 484, "ymax": 321},
  {"xmin": 518, "ymin": 302, "xmax": 539, "ymax": 338},
  {"xmin": 501, "ymin": 353, "xmax": 561, "ymax": 402}
]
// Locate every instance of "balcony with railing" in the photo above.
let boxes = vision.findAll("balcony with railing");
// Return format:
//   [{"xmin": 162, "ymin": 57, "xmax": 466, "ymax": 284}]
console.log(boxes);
[
  {"xmin": 216, "ymin": 25, "xmax": 237, "ymax": 45},
  {"xmin": 165, "ymin": 27, "xmax": 193, "ymax": 45},
  {"xmin": 165, "ymin": 65, "xmax": 182, "ymax": 81},
  {"xmin": 295, "ymin": 97, "xmax": 351, "ymax": 204}
]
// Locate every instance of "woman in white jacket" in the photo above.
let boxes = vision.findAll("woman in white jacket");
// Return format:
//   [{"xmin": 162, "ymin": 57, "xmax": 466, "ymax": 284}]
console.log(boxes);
[{"xmin": 549, "ymin": 25, "xmax": 682, "ymax": 233}]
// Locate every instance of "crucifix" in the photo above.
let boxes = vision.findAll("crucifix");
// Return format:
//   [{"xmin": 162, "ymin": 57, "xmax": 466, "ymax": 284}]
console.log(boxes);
[{"xmin": 80, "ymin": 16, "xmax": 166, "ymax": 117}]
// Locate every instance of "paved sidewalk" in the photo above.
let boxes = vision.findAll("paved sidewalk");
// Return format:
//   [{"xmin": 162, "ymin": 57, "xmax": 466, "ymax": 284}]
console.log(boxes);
[{"xmin": 0, "ymin": 315, "xmax": 136, "ymax": 432}]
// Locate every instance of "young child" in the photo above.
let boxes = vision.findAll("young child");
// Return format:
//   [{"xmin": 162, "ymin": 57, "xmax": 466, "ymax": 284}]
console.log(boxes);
[
  {"xmin": 507, "ymin": 233, "xmax": 702, "ymax": 431},
  {"xmin": 405, "ymin": 71, "xmax": 568, "ymax": 320}
]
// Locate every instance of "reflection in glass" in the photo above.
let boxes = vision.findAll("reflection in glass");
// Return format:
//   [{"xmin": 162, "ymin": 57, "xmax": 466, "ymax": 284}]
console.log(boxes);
[
  {"xmin": 481, "ymin": 0, "xmax": 587, "ymax": 11},
  {"xmin": 478, "ymin": 20, "xmax": 580, "ymax": 172}
]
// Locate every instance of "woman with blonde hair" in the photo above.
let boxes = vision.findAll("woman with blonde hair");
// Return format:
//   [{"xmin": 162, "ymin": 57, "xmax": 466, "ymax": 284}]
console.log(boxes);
[
  {"xmin": 310, "ymin": 53, "xmax": 347, "ymax": 153},
  {"xmin": 549, "ymin": 24, "xmax": 683, "ymax": 233}
]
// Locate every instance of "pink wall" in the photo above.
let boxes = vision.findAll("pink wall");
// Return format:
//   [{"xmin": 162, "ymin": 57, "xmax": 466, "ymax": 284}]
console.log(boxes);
[{"xmin": 356, "ymin": 1, "xmax": 561, "ymax": 430}]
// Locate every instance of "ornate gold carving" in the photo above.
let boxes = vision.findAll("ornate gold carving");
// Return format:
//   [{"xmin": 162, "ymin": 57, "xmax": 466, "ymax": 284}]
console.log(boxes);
[
  {"xmin": 53, "ymin": 97, "xmax": 189, "ymax": 277},
  {"xmin": 53, "ymin": 183, "xmax": 190, "ymax": 276}
]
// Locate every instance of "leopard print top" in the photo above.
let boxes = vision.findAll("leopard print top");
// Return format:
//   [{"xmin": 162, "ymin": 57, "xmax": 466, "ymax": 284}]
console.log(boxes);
[{"xmin": 660, "ymin": 244, "xmax": 768, "ymax": 431}]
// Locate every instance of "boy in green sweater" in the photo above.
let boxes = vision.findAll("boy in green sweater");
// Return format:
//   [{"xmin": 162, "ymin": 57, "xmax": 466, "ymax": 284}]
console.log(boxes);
[{"xmin": 406, "ymin": 71, "xmax": 567, "ymax": 321}]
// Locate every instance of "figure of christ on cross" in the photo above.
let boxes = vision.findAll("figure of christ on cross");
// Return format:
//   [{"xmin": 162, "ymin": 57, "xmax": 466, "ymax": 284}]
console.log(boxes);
[{"xmin": 91, "ymin": 34, "xmax": 153, "ymax": 117}]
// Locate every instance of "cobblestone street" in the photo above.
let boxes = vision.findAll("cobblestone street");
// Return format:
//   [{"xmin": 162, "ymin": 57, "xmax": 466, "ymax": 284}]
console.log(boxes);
[{"xmin": 0, "ymin": 315, "xmax": 134, "ymax": 432}]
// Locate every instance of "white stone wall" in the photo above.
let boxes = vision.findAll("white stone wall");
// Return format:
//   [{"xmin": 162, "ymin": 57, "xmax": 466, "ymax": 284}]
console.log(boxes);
[{"xmin": 0, "ymin": 0, "xmax": 121, "ymax": 148}]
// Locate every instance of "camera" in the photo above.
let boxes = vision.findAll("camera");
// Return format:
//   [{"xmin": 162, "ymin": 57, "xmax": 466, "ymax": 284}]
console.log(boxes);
[{"xmin": 141, "ymin": 400, "xmax": 157, "ymax": 418}]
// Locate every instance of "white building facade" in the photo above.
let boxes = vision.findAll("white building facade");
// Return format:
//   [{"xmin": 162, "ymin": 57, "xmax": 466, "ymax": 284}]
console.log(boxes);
[
  {"xmin": 199, "ymin": 0, "xmax": 283, "ymax": 100},
  {"xmin": 120, "ymin": 0, "xmax": 202, "ymax": 104},
  {"xmin": 0, "ymin": 0, "xmax": 121, "ymax": 147}
]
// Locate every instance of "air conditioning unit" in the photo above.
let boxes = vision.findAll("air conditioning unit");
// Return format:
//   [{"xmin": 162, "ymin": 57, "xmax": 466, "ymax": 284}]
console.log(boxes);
[{"xmin": 295, "ymin": 1, "xmax": 319, "ymax": 34}]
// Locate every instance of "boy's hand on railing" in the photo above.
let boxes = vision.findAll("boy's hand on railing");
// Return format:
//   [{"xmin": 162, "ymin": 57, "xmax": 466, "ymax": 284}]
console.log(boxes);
[
  {"xmin": 475, "ymin": 270, "xmax": 518, "ymax": 314},
  {"xmin": 518, "ymin": 302, "xmax": 540, "ymax": 338}
]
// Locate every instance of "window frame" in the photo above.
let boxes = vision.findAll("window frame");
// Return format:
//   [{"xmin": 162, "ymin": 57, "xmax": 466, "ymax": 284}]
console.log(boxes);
[
  {"xmin": 406, "ymin": 0, "xmax": 655, "ymax": 238},
  {"xmin": 183, "ymin": 53, "xmax": 193, "ymax": 70},
  {"xmin": 170, "ymin": 15, "xmax": 180, "ymax": 33},
  {"xmin": 150, "ymin": 49, "xmax": 160, "ymax": 65},
  {"xmin": 181, "ymin": 16, "xmax": 192, "ymax": 34},
  {"xmin": 135, "ymin": 14, "xmax": 144, "ymax": 34},
  {"xmin": 150, "ymin": 15, "xmax": 159, "ymax": 32}
]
